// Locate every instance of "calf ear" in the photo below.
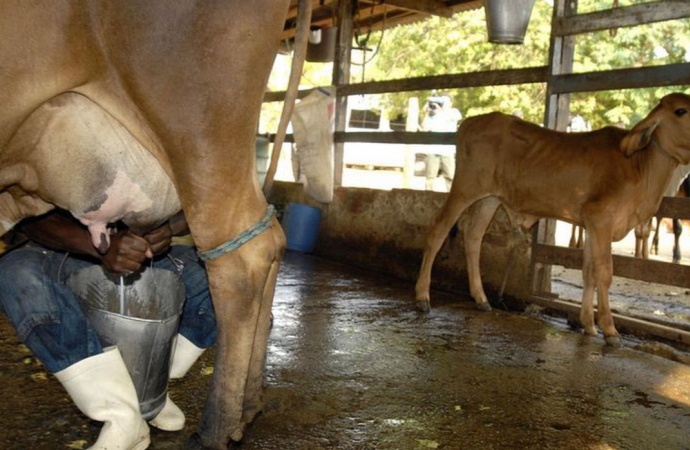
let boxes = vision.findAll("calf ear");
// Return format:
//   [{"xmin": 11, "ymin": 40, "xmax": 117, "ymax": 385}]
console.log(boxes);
[{"xmin": 620, "ymin": 120, "xmax": 659, "ymax": 156}]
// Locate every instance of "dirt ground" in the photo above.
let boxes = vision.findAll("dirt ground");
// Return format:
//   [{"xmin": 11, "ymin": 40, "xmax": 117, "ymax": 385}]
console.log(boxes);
[{"xmin": 1, "ymin": 251, "xmax": 690, "ymax": 450}]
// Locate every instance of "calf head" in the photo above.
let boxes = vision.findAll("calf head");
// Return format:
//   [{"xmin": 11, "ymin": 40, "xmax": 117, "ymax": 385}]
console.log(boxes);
[{"xmin": 621, "ymin": 92, "xmax": 690, "ymax": 163}]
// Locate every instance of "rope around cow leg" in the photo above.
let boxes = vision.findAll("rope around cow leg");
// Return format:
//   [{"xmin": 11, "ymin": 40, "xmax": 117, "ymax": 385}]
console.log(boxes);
[{"xmin": 197, "ymin": 205, "xmax": 276, "ymax": 262}]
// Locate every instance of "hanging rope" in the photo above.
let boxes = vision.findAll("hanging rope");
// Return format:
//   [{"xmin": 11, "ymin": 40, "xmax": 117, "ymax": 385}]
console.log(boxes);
[{"xmin": 352, "ymin": 0, "xmax": 387, "ymax": 73}]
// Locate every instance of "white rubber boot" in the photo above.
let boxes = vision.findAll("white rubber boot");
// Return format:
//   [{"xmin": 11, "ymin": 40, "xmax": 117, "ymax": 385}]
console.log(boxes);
[
  {"xmin": 55, "ymin": 347, "xmax": 150, "ymax": 450},
  {"xmin": 169, "ymin": 334, "xmax": 206, "ymax": 379},
  {"xmin": 148, "ymin": 395, "xmax": 185, "ymax": 432},
  {"xmin": 148, "ymin": 335, "xmax": 206, "ymax": 432}
]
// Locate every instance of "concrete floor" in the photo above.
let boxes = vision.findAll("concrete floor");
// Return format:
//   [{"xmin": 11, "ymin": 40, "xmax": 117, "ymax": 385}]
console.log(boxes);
[{"xmin": 1, "ymin": 251, "xmax": 690, "ymax": 449}]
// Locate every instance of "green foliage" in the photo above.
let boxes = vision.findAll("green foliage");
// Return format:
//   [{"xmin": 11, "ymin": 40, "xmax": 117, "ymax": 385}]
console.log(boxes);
[
  {"xmin": 261, "ymin": 1, "xmax": 690, "ymax": 133},
  {"xmin": 360, "ymin": 0, "xmax": 690, "ymax": 128},
  {"xmin": 363, "ymin": 1, "xmax": 553, "ymax": 123}
]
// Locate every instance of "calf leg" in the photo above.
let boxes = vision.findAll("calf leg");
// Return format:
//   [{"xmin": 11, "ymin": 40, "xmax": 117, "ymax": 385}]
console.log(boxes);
[
  {"xmin": 416, "ymin": 197, "xmax": 477, "ymax": 311},
  {"xmin": 584, "ymin": 226, "xmax": 620, "ymax": 345},
  {"xmin": 580, "ymin": 232, "xmax": 598, "ymax": 337},
  {"xmin": 463, "ymin": 197, "xmax": 501, "ymax": 311}
]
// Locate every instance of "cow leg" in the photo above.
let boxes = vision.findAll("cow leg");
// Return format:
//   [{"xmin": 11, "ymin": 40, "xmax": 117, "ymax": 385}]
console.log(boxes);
[
  {"xmin": 634, "ymin": 220, "xmax": 651, "ymax": 259},
  {"xmin": 241, "ymin": 220, "xmax": 285, "ymax": 424},
  {"xmin": 672, "ymin": 218, "xmax": 682, "ymax": 262},
  {"xmin": 569, "ymin": 225, "xmax": 584, "ymax": 249},
  {"xmin": 651, "ymin": 217, "xmax": 661, "ymax": 255},
  {"xmin": 463, "ymin": 197, "xmax": 501, "ymax": 311},
  {"xmin": 415, "ymin": 197, "xmax": 477, "ymax": 312},
  {"xmin": 569, "ymin": 225, "xmax": 578, "ymax": 248},
  {"xmin": 193, "ymin": 220, "xmax": 284, "ymax": 448}
]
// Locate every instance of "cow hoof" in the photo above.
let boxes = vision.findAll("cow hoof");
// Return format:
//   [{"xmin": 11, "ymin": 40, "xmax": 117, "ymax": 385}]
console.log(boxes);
[
  {"xmin": 475, "ymin": 302, "xmax": 491, "ymax": 312},
  {"xmin": 604, "ymin": 335, "xmax": 622, "ymax": 347},
  {"xmin": 242, "ymin": 401, "xmax": 264, "ymax": 425},
  {"xmin": 416, "ymin": 300, "xmax": 431, "ymax": 313},
  {"xmin": 583, "ymin": 326, "xmax": 598, "ymax": 337}
]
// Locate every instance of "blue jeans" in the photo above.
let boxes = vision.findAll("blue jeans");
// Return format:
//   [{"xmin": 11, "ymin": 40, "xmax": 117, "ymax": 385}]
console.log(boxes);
[{"xmin": 0, "ymin": 243, "xmax": 216, "ymax": 373}]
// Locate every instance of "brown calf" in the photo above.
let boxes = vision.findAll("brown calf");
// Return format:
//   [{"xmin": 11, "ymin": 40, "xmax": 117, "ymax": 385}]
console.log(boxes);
[{"xmin": 416, "ymin": 93, "xmax": 690, "ymax": 346}]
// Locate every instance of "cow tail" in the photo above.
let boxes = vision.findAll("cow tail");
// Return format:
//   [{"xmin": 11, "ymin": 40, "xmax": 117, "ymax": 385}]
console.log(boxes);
[{"xmin": 262, "ymin": 0, "xmax": 313, "ymax": 196}]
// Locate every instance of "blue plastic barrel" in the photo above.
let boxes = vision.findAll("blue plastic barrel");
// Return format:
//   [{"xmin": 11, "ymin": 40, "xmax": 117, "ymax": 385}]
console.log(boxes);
[{"xmin": 282, "ymin": 203, "xmax": 322, "ymax": 253}]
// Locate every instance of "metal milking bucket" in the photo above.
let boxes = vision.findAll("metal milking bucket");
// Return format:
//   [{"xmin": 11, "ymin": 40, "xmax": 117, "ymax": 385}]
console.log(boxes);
[
  {"xmin": 485, "ymin": 0, "xmax": 536, "ymax": 44},
  {"xmin": 68, "ymin": 264, "xmax": 185, "ymax": 420}
]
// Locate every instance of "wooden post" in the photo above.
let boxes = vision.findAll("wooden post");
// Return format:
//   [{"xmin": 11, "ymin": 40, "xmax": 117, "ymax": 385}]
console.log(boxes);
[
  {"xmin": 403, "ymin": 97, "xmax": 420, "ymax": 188},
  {"xmin": 533, "ymin": 0, "xmax": 578, "ymax": 296},
  {"xmin": 332, "ymin": 0, "xmax": 353, "ymax": 188},
  {"xmin": 544, "ymin": 0, "xmax": 577, "ymax": 131}
]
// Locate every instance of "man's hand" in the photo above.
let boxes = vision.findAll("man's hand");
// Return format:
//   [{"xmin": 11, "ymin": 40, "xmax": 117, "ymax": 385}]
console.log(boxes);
[
  {"xmin": 101, "ymin": 220, "xmax": 175, "ymax": 275},
  {"xmin": 101, "ymin": 231, "xmax": 153, "ymax": 275},
  {"xmin": 18, "ymin": 209, "xmax": 181, "ymax": 275},
  {"xmin": 143, "ymin": 222, "xmax": 173, "ymax": 256}
]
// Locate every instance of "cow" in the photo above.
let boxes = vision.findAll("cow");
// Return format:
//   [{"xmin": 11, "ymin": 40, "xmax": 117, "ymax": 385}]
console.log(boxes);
[
  {"xmin": 415, "ymin": 93, "xmax": 690, "ymax": 347},
  {"xmin": 0, "ymin": 1, "xmax": 308, "ymax": 448}
]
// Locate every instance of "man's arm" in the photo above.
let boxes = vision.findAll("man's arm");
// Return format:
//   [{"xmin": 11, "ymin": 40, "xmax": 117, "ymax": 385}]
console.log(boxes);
[
  {"xmin": 17, "ymin": 210, "xmax": 169, "ymax": 275},
  {"xmin": 18, "ymin": 210, "xmax": 102, "ymax": 258}
]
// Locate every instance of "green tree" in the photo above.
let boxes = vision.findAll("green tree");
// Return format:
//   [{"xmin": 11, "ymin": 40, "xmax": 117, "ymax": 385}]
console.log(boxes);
[
  {"xmin": 361, "ymin": 1, "xmax": 553, "ymax": 123},
  {"xmin": 361, "ymin": 0, "xmax": 690, "ymax": 128},
  {"xmin": 262, "ymin": 1, "xmax": 690, "ymax": 132}
]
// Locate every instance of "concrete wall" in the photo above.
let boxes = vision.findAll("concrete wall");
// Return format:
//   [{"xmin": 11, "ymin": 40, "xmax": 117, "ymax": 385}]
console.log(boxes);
[{"xmin": 269, "ymin": 181, "xmax": 535, "ymax": 306}]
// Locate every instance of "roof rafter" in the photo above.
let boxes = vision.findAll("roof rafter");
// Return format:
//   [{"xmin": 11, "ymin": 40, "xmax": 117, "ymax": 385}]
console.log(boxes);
[{"xmin": 380, "ymin": 0, "xmax": 454, "ymax": 18}]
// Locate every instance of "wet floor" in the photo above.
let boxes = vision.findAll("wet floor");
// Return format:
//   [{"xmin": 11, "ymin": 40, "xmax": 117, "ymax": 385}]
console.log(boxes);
[{"xmin": 1, "ymin": 251, "xmax": 690, "ymax": 449}]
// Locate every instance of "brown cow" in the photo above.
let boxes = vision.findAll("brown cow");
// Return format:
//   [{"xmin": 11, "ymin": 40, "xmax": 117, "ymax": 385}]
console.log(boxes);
[
  {"xmin": 0, "ymin": 1, "xmax": 306, "ymax": 448},
  {"xmin": 416, "ymin": 93, "xmax": 690, "ymax": 346}
]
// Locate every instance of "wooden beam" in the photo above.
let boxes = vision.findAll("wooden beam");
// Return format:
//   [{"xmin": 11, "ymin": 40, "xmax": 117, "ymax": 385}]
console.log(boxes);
[
  {"xmin": 264, "ymin": 66, "xmax": 549, "ymax": 102},
  {"xmin": 532, "ymin": 243, "xmax": 690, "ymax": 289},
  {"xmin": 381, "ymin": 0, "xmax": 454, "ymax": 18},
  {"xmin": 334, "ymin": 130, "xmax": 455, "ymax": 144},
  {"xmin": 337, "ymin": 66, "xmax": 549, "ymax": 96},
  {"xmin": 553, "ymin": 1, "xmax": 690, "ymax": 37},
  {"xmin": 528, "ymin": 295, "xmax": 690, "ymax": 345},
  {"xmin": 282, "ymin": 4, "xmax": 336, "ymax": 40},
  {"xmin": 549, "ymin": 63, "xmax": 690, "ymax": 94}
]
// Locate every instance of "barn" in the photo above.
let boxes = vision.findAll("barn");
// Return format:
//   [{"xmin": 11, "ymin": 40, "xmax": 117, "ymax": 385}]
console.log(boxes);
[
  {"xmin": 269, "ymin": 1, "xmax": 690, "ymax": 344},
  {"xmin": 1, "ymin": 1, "xmax": 690, "ymax": 449}
]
